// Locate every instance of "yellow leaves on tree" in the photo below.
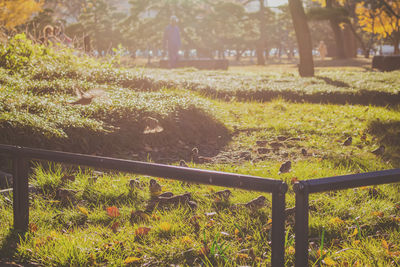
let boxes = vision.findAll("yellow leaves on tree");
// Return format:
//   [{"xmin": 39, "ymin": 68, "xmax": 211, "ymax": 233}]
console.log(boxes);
[
  {"xmin": 356, "ymin": 1, "xmax": 400, "ymax": 39},
  {"xmin": 312, "ymin": 0, "xmax": 347, "ymax": 8},
  {"xmin": 0, "ymin": 0, "xmax": 43, "ymax": 30}
]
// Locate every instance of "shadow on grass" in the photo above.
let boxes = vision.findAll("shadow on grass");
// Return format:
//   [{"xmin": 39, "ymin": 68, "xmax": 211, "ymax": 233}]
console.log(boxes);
[
  {"xmin": 224, "ymin": 89, "xmax": 400, "ymax": 106},
  {"xmin": 368, "ymin": 119, "xmax": 400, "ymax": 167},
  {"xmin": 315, "ymin": 76, "xmax": 350, "ymax": 88},
  {"xmin": 0, "ymin": 106, "xmax": 231, "ymax": 164},
  {"xmin": 0, "ymin": 229, "xmax": 25, "ymax": 261}
]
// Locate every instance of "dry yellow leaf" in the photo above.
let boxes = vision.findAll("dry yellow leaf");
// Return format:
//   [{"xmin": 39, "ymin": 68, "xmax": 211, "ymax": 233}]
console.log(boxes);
[
  {"xmin": 124, "ymin": 256, "xmax": 141, "ymax": 264},
  {"xmin": 237, "ymin": 253, "xmax": 249, "ymax": 260},
  {"xmin": 329, "ymin": 217, "xmax": 344, "ymax": 225},
  {"xmin": 323, "ymin": 257, "xmax": 337, "ymax": 266},
  {"xmin": 159, "ymin": 222, "xmax": 171, "ymax": 232},
  {"xmin": 382, "ymin": 239, "xmax": 389, "ymax": 249},
  {"xmin": 287, "ymin": 246, "xmax": 295, "ymax": 254},
  {"xmin": 349, "ymin": 228, "xmax": 358, "ymax": 237},
  {"xmin": 77, "ymin": 206, "xmax": 89, "ymax": 216}
]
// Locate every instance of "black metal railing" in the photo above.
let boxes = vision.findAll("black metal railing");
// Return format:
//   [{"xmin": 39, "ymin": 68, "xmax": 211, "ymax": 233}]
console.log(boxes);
[
  {"xmin": 0, "ymin": 144, "xmax": 288, "ymax": 267},
  {"xmin": 293, "ymin": 169, "xmax": 400, "ymax": 267}
]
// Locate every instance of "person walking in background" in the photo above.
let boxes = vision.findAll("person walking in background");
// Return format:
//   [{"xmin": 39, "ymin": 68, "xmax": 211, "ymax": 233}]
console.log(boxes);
[
  {"xmin": 163, "ymin": 16, "xmax": 181, "ymax": 68},
  {"xmin": 318, "ymin": 40, "xmax": 327, "ymax": 60},
  {"xmin": 40, "ymin": 25, "xmax": 60, "ymax": 46}
]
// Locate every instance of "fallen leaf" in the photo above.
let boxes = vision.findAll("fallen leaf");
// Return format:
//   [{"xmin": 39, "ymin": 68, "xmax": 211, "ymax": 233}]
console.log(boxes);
[
  {"xmin": 124, "ymin": 256, "xmax": 141, "ymax": 264},
  {"xmin": 317, "ymin": 249, "xmax": 327, "ymax": 258},
  {"xmin": 77, "ymin": 206, "xmax": 89, "ymax": 216},
  {"xmin": 388, "ymin": 251, "xmax": 400, "ymax": 257},
  {"xmin": 329, "ymin": 217, "xmax": 344, "ymax": 225},
  {"xmin": 135, "ymin": 227, "xmax": 151, "ymax": 237},
  {"xmin": 349, "ymin": 228, "xmax": 358, "ymax": 238},
  {"xmin": 382, "ymin": 239, "xmax": 389, "ymax": 249},
  {"xmin": 206, "ymin": 219, "xmax": 215, "ymax": 228},
  {"xmin": 287, "ymin": 246, "xmax": 295, "ymax": 254},
  {"xmin": 29, "ymin": 223, "xmax": 38, "ymax": 233},
  {"xmin": 237, "ymin": 253, "xmax": 249, "ymax": 260},
  {"xmin": 323, "ymin": 257, "xmax": 337, "ymax": 266},
  {"xmin": 106, "ymin": 206, "xmax": 120, "ymax": 218},
  {"xmin": 234, "ymin": 228, "xmax": 240, "ymax": 235},
  {"xmin": 159, "ymin": 222, "xmax": 171, "ymax": 232}
]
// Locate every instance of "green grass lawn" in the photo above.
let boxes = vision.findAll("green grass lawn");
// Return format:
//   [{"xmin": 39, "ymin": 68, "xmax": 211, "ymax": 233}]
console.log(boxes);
[{"xmin": 0, "ymin": 38, "xmax": 399, "ymax": 266}]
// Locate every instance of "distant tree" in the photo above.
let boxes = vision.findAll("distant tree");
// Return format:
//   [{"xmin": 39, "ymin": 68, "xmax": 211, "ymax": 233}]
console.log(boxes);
[
  {"xmin": 43, "ymin": 0, "xmax": 85, "ymax": 21},
  {"xmin": 275, "ymin": 5, "xmax": 298, "ymax": 60},
  {"xmin": 308, "ymin": 0, "xmax": 375, "ymax": 58},
  {"xmin": 0, "ymin": 0, "xmax": 43, "ymax": 31},
  {"xmin": 24, "ymin": 8, "xmax": 54, "ymax": 41},
  {"xmin": 308, "ymin": 0, "xmax": 349, "ymax": 58},
  {"xmin": 356, "ymin": 0, "xmax": 400, "ymax": 54},
  {"xmin": 288, "ymin": 0, "xmax": 315, "ymax": 76},
  {"xmin": 125, "ymin": 0, "xmax": 254, "ymax": 59},
  {"xmin": 77, "ymin": 0, "xmax": 126, "ymax": 53}
]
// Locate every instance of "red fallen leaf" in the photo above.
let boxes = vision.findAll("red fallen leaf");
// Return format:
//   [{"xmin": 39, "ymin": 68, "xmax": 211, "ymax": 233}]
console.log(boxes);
[
  {"xmin": 29, "ymin": 223, "xmax": 38, "ymax": 233},
  {"xmin": 135, "ymin": 227, "xmax": 151, "ymax": 237},
  {"xmin": 110, "ymin": 222, "xmax": 119, "ymax": 232},
  {"xmin": 106, "ymin": 206, "xmax": 120, "ymax": 218}
]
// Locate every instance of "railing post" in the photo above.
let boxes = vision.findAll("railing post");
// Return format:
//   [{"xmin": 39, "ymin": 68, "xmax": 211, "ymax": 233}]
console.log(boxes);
[
  {"xmin": 13, "ymin": 156, "xmax": 29, "ymax": 232},
  {"xmin": 294, "ymin": 182, "xmax": 309, "ymax": 267},
  {"xmin": 271, "ymin": 182, "xmax": 288, "ymax": 267}
]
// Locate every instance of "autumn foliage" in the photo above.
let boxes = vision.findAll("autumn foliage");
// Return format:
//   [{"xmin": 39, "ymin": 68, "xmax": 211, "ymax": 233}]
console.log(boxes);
[{"xmin": 0, "ymin": 0, "xmax": 43, "ymax": 30}]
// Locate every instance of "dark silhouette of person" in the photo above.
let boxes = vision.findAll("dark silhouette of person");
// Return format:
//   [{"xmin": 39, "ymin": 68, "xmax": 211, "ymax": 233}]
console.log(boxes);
[{"xmin": 163, "ymin": 16, "xmax": 181, "ymax": 68}]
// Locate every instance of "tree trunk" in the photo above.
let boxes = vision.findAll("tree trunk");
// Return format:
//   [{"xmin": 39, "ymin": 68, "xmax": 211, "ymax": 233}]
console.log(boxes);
[
  {"xmin": 265, "ymin": 47, "xmax": 270, "ymax": 60},
  {"xmin": 256, "ymin": 40, "xmax": 265, "ymax": 65},
  {"xmin": 288, "ymin": 0, "xmax": 314, "ymax": 77},
  {"xmin": 256, "ymin": 0, "xmax": 266, "ymax": 65},
  {"xmin": 346, "ymin": 22, "xmax": 368, "ymax": 58},
  {"xmin": 236, "ymin": 50, "xmax": 241, "ymax": 61},
  {"xmin": 343, "ymin": 24, "xmax": 357, "ymax": 58},
  {"xmin": 394, "ymin": 35, "xmax": 399, "ymax": 55},
  {"xmin": 329, "ymin": 19, "xmax": 346, "ymax": 59},
  {"xmin": 326, "ymin": 0, "xmax": 346, "ymax": 59}
]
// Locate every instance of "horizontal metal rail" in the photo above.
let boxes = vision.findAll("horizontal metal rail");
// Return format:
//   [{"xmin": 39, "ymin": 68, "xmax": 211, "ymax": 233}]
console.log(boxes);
[
  {"xmin": 0, "ymin": 144, "xmax": 284, "ymax": 193},
  {"xmin": 293, "ymin": 169, "xmax": 400, "ymax": 267},
  {"xmin": 0, "ymin": 144, "xmax": 288, "ymax": 267},
  {"xmin": 296, "ymin": 169, "xmax": 400, "ymax": 193}
]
